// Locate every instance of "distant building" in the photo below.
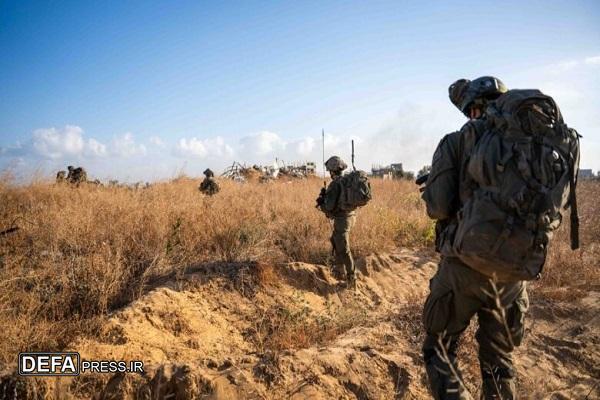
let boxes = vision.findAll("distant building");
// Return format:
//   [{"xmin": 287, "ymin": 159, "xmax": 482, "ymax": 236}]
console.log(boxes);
[
  {"xmin": 371, "ymin": 163, "xmax": 408, "ymax": 179},
  {"xmin": 579, "ymin": 169, "xmax": 594, "ymax": 179},
  {"xmin": 303, "ymin": 162, "xmax": 317, "ymax": 175}
]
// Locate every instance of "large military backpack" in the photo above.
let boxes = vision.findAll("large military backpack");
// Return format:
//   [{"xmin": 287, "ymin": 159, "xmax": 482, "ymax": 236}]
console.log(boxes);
[
  {"xmin": 338, "ymin": 170, "xmax": 372, "ymax": 211},
  {"xmin": 452, "ymin": 89, "xmax": 580, "ymax": 282}
]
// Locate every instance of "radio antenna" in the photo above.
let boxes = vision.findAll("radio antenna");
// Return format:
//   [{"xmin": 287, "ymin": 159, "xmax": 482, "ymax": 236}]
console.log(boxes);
[
  {"xmin": 351, "ymin": 139, "xmax": 356, "ymax": 171},
  {"xmin": 322, "ymin": 129, "xmax": 326, "ymax": 183}
]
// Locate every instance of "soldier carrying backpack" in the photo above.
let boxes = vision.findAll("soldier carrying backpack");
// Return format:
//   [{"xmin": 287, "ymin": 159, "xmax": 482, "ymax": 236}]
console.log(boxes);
[
  {"xmin": 316, "ymin": 153, "xmax": 372, "ymax": 290},
  {"xmin": 419, "ymin": 76, "xmax": 580, "ymax": 400},
  {"xmin": 199, "ymin": 168, "xmax": 220, "ymax": 196}
]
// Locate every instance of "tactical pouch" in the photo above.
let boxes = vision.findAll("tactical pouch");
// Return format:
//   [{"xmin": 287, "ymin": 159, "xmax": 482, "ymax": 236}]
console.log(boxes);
[
  {"xmin": 437, "ymin": 221, "xmax": 458, "ymax": 257},
  {"xmin": 452, "ymin": 192, "xmax": 545, "ymax": 282},
  {"xmin": 422, "ymin": 289, "xmax": 454, "ymax": 334},
  {"xmin": 506, "ymin": 291, "xmax": 529, "ymax": 347}
]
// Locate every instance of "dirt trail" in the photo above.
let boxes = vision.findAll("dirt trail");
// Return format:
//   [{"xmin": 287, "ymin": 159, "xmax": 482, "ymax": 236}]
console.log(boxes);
[{"xmin": 3, "ymin": 249, "xmax": 598, "ymax": 399}]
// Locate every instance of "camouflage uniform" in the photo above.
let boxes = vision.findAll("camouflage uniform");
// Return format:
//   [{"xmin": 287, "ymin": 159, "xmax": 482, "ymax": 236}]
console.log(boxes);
[
  {"xmin": 421, "ymin": 78, "xmax": 528, "ymax": 400},
  {"xmin": 200, "ymin": 177, "xmax": 220, "ymax": 195},
  {"xmin": 322, "ymin": 175, "xmax": 356, "ymax": 281},
  {"xmin": 200, "ymin": 168, "xmax": 220, "ymax": 196},
  {"xmin": 66, "ymin": 166, "xmax": 87, "ymax": 186},
  {"xmin": 56, "ymin": 170, "xmax": 66, "ymax": 183}
]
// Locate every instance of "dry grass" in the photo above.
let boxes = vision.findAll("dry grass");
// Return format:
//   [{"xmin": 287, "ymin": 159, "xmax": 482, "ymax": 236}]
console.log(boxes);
[
  {"xmin": 535, "ymin": 179, "xmax": 600, "ymax": 297},
  {"xmin": 249, "ymin": 301, "xmax": 368, "ymax": 354},
  {"xmin": 0, "ymin": 173, "xmax": 597, "ymax": 383},
  {"xmin": 0, "ymin": 175, "xmax": 430, "ymax": 367}
]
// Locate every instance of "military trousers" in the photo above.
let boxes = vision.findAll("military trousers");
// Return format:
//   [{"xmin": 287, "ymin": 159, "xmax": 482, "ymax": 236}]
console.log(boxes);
[
  {"xmin": 422, "ymin": 256, "xmax": 529, "ymax": 400},
  {"xmin": 331, "ymin": 215, "xmax": 355, "ymax": 279}
]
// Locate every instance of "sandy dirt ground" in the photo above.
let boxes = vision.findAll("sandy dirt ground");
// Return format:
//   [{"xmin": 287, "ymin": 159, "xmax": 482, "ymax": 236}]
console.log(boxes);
[{"xmin": 2, "ymin": 249, "xmax": 598, "ymax": 399}]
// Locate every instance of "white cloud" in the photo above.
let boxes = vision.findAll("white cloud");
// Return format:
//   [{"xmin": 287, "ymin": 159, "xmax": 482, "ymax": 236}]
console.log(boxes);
[
  {"xmin": 294, "ymin": 137, "xmax": 315, "ymax": 156},
  {"xmin": 1, "ymin": 126, "xmax": 151, "ymax": 161},
  {"xmin": 324, "ymin": 133, "xmax": 342, "ymax": 150},
  {"xmin": 240, "ymin": 131, "xmax": 286, "ymax": 156},
  {"xmin": 29, "ymin": 125, "xmax": 110, "ymax": 160},
  {"xmin": 176, "ymin": 138, "xmax": 207, "ymax": 158},
  {"xmin": 86, "ymin": 138, "xmax": 107, "ymax": 157},
  {"xmin": 149, "ymin": 136, "xmax": 165, "ymax": 147},
  {"xmin": 32, "ymin": 125, "xmax": 85, "ymax": 159},
  {"xmin": 205, "ymin": 136, "xmax": 234, "ymax": 157},
  {"xmin": 546, "ymin": 55, "xmax": 600, "ymax": 74},
  {"xmin": 0, "ymin": 141, "xmax": 25, "ymax": 157},
  {"xmin": 111, "ymin": 132, "xmax": 146, "ymax": 157},
  {"xmin": 174, "ymin": 136, "xmax": 233, "ymax": 159},
  {"xmin": 584, "ymin": 55, "xmax": 600, "ymax": 65}
]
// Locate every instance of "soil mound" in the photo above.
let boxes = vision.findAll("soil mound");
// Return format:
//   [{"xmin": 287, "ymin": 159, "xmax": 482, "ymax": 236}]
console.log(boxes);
[{"xmin": 2, "ymin": 249, "xmax": 597, "ymax": 399}]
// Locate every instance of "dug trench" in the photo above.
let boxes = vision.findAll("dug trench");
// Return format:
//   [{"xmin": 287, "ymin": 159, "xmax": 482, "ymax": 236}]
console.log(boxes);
[{"xmin": 1, "ymin": 249, "xmax": 598, "ymax": 399}]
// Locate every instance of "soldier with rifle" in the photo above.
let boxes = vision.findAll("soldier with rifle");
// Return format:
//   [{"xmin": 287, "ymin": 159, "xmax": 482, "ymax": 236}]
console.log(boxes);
[{"xmin": 317, "ymin": 136, "xmax": 372, "ymax": 291}]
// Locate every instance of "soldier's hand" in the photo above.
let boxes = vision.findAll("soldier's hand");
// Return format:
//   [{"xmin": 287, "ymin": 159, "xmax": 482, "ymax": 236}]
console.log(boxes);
[
  {"xmin": 415, "ymin": 173, "xmax": 429, "ymax": 192},
  {"xmin": 415, "ymin": 173, "xmax": 429, "ymax": 186},
  {"xmin": 316, "ymin": 196, "xmax": 325, "ymax": 208},
  {"xmin": 316, "ymin": 187, "xmax": 327, "ymax": 208}
]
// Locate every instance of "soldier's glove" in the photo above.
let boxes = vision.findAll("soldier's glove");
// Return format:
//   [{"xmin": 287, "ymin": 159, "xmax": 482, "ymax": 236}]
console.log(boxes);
[
  {"xmin": 315, "ymin": 187, "xmax": 326, "ymax": 208},
  {"xmin": 415, "ymin": 173, "xmax": 429, "ymax": 193}
]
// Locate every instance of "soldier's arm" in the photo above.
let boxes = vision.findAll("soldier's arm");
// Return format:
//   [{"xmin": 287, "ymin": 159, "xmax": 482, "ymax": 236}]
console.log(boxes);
[
  {"xmin": 322, "ymin": 181, "xmax": 341, "ymax": 212},
  {"xmin": 421, "ymin": 131, "xmax": 460, "ymax": 220}
]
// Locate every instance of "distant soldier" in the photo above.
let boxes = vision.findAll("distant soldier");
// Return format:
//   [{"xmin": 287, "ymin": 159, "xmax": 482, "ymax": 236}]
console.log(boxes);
[
  {"xmin": 66, "ymin": 165, "xmax": 75, "ymax": 182},
  {"xmin": 56, "ymin": 170, "xmax": 67, "ymax": 183},
  {"xmin": 316, "ymin": 156, "xmax": 357, "ymax": 289},
  {"xmin": 66, "ymin": 165, "xmax": 87, "ymax": 186},
  {"xmin": 199, "ymin": 168, "xmax": 220, "ymax": 196}
]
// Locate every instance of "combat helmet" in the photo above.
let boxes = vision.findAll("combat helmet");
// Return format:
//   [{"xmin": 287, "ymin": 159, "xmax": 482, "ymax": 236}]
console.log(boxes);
[
  {"xmin": 448, "ymin": 79, "xmax": 471, "ymax": 114},
  {"xmin": 449, "ymin": 76, "xmax": 508, "ymax": 117},
  {"xmin": 325, "ymin": 156, "xmax": 347, "ymax": 172},
  {"xmin": 203, "ymin": 168, "xmax": 214, "ymax": 177}
]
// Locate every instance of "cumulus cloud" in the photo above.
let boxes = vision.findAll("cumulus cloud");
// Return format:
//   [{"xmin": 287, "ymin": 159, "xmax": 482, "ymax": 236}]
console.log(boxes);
[
  {"xmin": 175, "ymin": 137, "xmax": 208, "ymax": 158},
  {"xmin": 32, "ymin": 125, "xmax": 85, "ymax": 159},
  {"xmin": 29, "ymin": 125, "xmax": 111, "ymax": 159},
  {"xmin": 86, "ymin": 138, "xmax": 107, "ymax": 157},
  {"xmin": 293, "ymin": 137, "xmax": 316, "ymax": 156},
  {"xmin": 111, "ymin": 132, "xmax": 146, "ymax": 157},
  {"xmin": 239, "ymin": 131, "xmax": 286, "ymax": 156},
  {"xmin": 149, "ymin": 136, "xmax": 165, "ymax": 147},
  {"xmin": 174, "ymin": 136, "xmax": 233, "ymax": 159},
  {"xmin": 0, "ymin": 126, "xmax": 153, "ymax": 163}
]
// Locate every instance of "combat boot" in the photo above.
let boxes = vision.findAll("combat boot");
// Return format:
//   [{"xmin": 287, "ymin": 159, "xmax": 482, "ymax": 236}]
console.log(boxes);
[
  {"xmin": 331, "ymin": 267, "xmax": 345, "ymax": 281},
  {"xmin": 481, "ymin": 367, "xmax": 515, "ymax": 400},
  {"xmin": 346, "ymin": 274, "xmax": 357, "ymax": 291}
]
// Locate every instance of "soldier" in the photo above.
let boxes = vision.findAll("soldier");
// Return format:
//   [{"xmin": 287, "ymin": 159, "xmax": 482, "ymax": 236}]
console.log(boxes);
[
  {"xmin": 56, "ymin": 170, "xmax": 67, "ymax": 184},
  {"xmin": 199, "ymin": 168, "xmax": 220, "ymax": 196},
  {"xmin": 67, "ymin": 166, "xmax": 87, "ymax": 186},
  {"xmin": 317, "ymin": 156, "xmax": 356, "ymax": 290},
  {"xmin": 420, "ymin": 77, "xmax": 530, "ymax": 399},
  {"xmin": 66, "ymin": 165, "xmax": 75, "ymax": 183}
]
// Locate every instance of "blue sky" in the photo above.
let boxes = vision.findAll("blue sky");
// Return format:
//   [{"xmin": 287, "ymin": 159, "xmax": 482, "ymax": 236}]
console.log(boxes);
[{"xmin": 1, "ymin": 0, "xmax": 599, "ymax": 181}]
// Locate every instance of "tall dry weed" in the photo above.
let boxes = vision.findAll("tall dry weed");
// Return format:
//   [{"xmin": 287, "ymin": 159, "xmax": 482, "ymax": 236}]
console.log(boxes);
[
  {"xmin": 0, "ymin": 174, "xmax": 597, "ymax": 373},
  {"xmin": 535, "ymin": 179, "xmax": 600, "ymax": 297},
  {"xmin": 0, "ymin": 176, "xmax": 430, "ymax": 366}
]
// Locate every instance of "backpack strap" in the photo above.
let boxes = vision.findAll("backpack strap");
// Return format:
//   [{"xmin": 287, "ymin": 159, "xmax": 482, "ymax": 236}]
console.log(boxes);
[
  {"xmin": 567, "ymin": 129, "xmax": 581, "ymax": 250},
  {"xmin": 569, "ymin": 170, "xmax": 579, "ymax": 250}
]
